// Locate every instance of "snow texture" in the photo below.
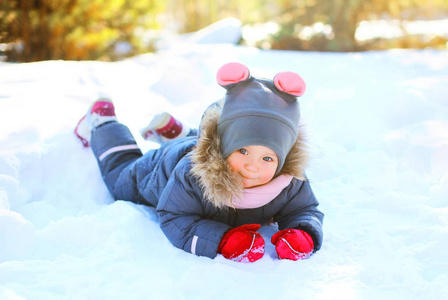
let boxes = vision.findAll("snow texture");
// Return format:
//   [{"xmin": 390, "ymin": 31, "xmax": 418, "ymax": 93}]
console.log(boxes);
[{"xmin": 1, "ymin": 19, "xmax": 448, "ymax": 299}]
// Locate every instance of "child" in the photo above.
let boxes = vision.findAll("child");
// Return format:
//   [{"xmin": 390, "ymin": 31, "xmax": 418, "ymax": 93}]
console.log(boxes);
[{"xmin": 75, "ymin": 62, "xmax": 324, "ymax": 262}]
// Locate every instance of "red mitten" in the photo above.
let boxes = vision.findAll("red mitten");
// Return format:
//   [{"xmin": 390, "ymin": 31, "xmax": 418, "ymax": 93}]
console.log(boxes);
[
  {"xmin": 218, "ymin": 224, "xmax": 265, "ymax": 263},
  {"xmin": 271, "ymin": 229, "xmax": 314, "ymax": 261}
]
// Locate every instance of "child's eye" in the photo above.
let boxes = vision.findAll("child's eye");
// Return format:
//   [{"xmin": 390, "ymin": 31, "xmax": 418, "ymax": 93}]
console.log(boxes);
[
  {"xmin": 263, "ymin": 156, "xmax": 273, "ymax": 162},
  {"xmin": 238, "ymin": 148, "xmax": 248, "ymax": 155}
]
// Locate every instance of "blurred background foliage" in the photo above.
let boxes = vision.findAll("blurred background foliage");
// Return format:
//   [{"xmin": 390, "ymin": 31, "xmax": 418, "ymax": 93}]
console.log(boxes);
[{"xmin": 1, "ymin": 0, "xmax": 447, "ymax": 62}]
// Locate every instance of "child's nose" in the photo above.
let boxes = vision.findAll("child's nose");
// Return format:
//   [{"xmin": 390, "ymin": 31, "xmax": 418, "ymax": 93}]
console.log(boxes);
[{"xmin": 244, "ymin": 159, "xmax": 259, "ymax": 172}]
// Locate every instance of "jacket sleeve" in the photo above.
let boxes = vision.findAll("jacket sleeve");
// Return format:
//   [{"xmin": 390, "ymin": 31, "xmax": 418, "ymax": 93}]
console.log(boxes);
[
  {"xmin": 273, "ymin": 179, "xmax": 324, "ymax": 251},
  {"xmin": 156, "ymin": 162, "xmax": 231, "ymax": 259}
]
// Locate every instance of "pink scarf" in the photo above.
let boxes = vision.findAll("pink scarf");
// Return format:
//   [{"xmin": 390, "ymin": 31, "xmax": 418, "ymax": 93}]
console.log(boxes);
[{"xmin": 230, "ymin": 175, "xmax": 293, "ymax": 209}]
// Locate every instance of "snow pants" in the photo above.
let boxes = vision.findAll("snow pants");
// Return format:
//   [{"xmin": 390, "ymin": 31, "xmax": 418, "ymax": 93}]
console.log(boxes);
[
  {"xmin": 90, "ymin": 121, "xmax": 197, "ymax": 206},
  {"xmin": 90, "ymin": 122, "xmax": 149, "ymax": 205}
]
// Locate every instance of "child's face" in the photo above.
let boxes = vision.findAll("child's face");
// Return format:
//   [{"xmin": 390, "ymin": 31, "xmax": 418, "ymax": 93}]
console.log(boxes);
[{"xmin": 227, "ymin": 145, "xmax": 278, "ymax": 188}]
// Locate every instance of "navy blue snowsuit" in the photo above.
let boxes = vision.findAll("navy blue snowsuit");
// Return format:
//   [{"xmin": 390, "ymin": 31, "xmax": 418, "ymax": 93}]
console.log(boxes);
[{"xmin": 90, "ymin": 119, "xmax": 323, "ymax": 259}]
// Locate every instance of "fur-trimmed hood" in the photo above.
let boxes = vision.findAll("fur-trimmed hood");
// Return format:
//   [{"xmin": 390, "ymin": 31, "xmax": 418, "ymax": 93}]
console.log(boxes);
[{"xmin": 190, "ymin": 103, "xmax": 310, "ymax": 208}]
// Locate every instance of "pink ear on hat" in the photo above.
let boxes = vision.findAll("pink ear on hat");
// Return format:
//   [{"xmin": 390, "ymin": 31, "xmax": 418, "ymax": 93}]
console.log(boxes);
[
  {"xmin": 216, "ymin": 62, "xmax": 250, "ymax": 87},
  {"xmin": 274, "ymin": 71, "xmax": 306, "ymax": 97}
]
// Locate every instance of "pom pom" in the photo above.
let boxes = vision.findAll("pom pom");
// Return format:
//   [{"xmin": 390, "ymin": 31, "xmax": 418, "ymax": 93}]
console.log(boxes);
[
  {"xmin": 274, "ymin": 71, "xmax": 306, "ymax": 97},
  {"xmin": 216, "ymin": 62, "xmax": 250, "ymax": 87}
]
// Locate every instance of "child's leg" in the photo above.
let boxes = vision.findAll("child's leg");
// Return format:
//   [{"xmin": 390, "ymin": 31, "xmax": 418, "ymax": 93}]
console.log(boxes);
[
  {"xmin": 90, "ymin": 122, "xmax": 148, "ymax": 205},
  {"xmin": 75, "ymin": 98, "xmax": 147, "ymax": 204},
  {"xmin": 140, "ymin": 112, "xmax": 195, "ymax": 144}
]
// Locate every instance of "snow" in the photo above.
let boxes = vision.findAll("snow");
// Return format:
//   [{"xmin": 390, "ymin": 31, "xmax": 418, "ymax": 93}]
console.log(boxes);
[
  {"xmin": 1, "ymin": 20, "xmax": 448, "ymax": 300},
  {"xmin": 356, "ymin": 19, "xmax": 448, "ymax": 41}
]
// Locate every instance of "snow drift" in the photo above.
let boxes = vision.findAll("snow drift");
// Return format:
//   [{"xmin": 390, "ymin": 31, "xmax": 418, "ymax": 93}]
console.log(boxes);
[{"xmin": 1, "ymin": 20, "xmax": 448, "ymax": 299}]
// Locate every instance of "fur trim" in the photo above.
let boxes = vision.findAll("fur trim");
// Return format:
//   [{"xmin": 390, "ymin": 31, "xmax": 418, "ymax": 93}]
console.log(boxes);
[
  {"xmin": 190, "ymin": 104, "xmax": 310, "ymax": 208},
  {"xmin": 190, "ymin": 105, "xmax": 243, "ymax": 208}
]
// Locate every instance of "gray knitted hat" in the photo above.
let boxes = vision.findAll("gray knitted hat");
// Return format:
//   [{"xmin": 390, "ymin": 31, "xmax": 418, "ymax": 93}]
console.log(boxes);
[{"xmin": 216, "ymin": 62, "xmax": 306, "ymax": 173}]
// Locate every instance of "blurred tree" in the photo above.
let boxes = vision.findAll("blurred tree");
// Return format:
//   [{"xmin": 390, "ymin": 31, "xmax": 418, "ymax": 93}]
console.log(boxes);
[
  {"xmin": 0, "ymin": 0, "xmax": 19, "ymax": 61},
  {"xmin": 268, "ymin": 0, "xmax": 448, "ymax": 51},
  {"xmin": 0, "ymin": 0, "xmax": 164, "ymax": 61},
  {"xmin": 1, "ymin": 0, "xmax": 447, "ymax": 61},
  {"xmin": 166, "ymin": 0, "xmax": 447, "ymax": 51}
]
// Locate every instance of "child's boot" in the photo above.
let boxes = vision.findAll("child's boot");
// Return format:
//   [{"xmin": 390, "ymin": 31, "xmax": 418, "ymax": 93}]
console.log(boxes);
[
  {"xmin": 140, "ymin": 112, "xmax": 190, "ymax": 144},
  {"xmin": 75, "ymin": 98, "xmax": 117, "ymax": 147}
]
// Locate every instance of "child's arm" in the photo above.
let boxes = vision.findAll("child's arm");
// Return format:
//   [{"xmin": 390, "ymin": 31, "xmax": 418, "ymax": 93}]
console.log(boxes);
[
  {"xmin": 273, "ymin": 179, "xmax": 324, "ymax": 252},
  {"xmin": 157, "ymin": 195, "xmax": 230, "ymax": 259},
  {"xmin": 156, "ymin": 165, "xmax": 232, "ymax": 259}
]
